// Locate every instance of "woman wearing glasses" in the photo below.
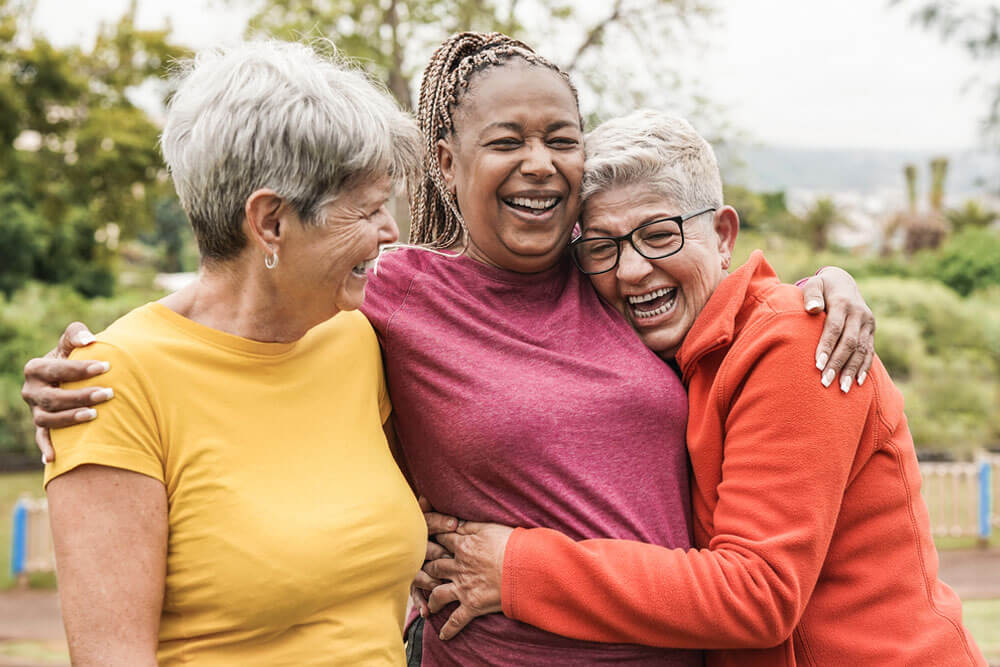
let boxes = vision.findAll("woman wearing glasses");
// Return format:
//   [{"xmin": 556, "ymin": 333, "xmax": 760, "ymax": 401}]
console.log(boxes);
[{"xmin": 417, "ymin": 110, "xmax": 984, "ymax": 666}]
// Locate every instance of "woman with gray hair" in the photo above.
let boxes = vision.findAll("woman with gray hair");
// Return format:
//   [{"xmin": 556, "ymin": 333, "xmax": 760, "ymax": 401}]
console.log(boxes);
[{"xmin": 39, "ymin": 41, "xmax": 426, "ymax": 665}]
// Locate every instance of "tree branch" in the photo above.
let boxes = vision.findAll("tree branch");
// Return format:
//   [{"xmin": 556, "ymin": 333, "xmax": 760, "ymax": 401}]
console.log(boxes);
[{"xmin": 565, "ymin": 0, "xmax": 624, "ymax": 74}]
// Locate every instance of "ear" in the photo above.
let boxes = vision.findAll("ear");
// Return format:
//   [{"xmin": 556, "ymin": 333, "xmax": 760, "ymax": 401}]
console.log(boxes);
[
  {"xmin": 713, "ymin": 205, "xmax": 740, "ymax": 269},
  {"xmin": 436, "ymin": 138, "xmax": 458, "ymax": 194},
  {"xmin": 244, "ymin": 189, "xmax": 288, "ymax": 255}
]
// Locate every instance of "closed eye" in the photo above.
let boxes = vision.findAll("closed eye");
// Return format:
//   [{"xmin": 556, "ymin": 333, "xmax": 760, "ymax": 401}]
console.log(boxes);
[{"xmin": 487, "ymin": 138, "xmax": 522, "ymax": 149}]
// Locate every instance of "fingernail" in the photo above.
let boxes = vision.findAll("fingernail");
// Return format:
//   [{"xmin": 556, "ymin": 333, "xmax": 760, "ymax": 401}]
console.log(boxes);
[
  {"xmin": 87, "ymin": 361, "xmax": 110, "ymax": 374},
  {"xmin": 821, "ymin": 369, "xmax": 835, "ymax": 388},
  {"xmin": 857, "ymin": 371, "xmax": 867, "ymax": 386},
  {"xmin": 840, "ymin": 375, "xmax": 852, "ymax": 393},
  {"xmin": 75, "ymin": 332, "xmax": 96, "ymax": 346},
  {"xmin": 74, "ymin": 408, "xmax": 97, "ymax": 422},
  {"xmin": 90, "ymin": 388, "xmax": 114, "ymax": 402},
  {"xmin": 448, "ymin": 519, "xmax": 457, "ymax": 530},
  {"xmin": 805, "ymin": 299, "xmax": 823, "ymax": 312},
  {"xmin": 41, "ymin": 454, "xmax": 49, "ymax": 465},
  {"xmin": 815, "ymin": 352, "xmax": 828, "ymax": 371},
  {"xmin": 420, "ymin": 607, "xmax": 428, "ymax": 618}
]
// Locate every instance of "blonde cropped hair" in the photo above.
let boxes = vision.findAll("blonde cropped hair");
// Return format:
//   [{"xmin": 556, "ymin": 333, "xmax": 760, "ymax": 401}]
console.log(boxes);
[
  {"xmin": 582, "ymin": 109, "xmax": 723, "ymax": 213},
  {"xmin": 161, "ymin": 40, "xmax": 421, "ymax": 262}
]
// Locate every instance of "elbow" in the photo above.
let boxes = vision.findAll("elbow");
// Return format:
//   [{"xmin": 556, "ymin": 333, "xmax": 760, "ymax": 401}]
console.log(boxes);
[
  {"xmin": 720, "ymin": 578, "xmax": 804, "ymax": 648},
  {"xmin": 743, "ymin": 595, "xmax": 804, "ymax": 649}
]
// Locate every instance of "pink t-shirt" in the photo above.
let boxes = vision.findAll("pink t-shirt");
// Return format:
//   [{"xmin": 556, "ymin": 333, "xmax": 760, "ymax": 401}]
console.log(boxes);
[{"xmin": 362, "ymin": 248, "xmax": 700, "ymax": 666}]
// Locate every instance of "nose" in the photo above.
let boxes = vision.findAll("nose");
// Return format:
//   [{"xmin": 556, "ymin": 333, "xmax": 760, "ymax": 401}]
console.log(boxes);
[
  {"xmin": 520, "ymin": 139, "xmax": 557, "ymax": 179},
  {"xmin": 616, "ymin": 242, "xmax": 653, "ymax": 284},
  {"xmin": 376, "ymin": 205, "xmax": 400, "ymax": 244}
]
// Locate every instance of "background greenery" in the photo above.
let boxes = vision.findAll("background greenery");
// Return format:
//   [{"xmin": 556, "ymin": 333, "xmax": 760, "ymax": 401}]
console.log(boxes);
[{"xmin": 0, "ymin": 0, "xmax": 998, "ymax": 464}]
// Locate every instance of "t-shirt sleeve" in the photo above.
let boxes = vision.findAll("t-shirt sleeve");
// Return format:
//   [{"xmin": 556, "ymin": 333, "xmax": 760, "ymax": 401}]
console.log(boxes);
[{"xmin": 45, "ymin": 342, "xmax": 164, "ymax": 487}]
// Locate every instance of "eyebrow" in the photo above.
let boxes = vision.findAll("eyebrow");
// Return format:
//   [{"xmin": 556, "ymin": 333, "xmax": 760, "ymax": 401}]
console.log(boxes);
[{"xmin": 479, "ymin": 119, "xmax": 580, "ymax": 137}]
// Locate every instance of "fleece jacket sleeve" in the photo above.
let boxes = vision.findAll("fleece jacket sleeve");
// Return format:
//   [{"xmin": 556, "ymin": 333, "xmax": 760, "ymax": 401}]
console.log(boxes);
[{"xmin": 501, "ymin": 314, "xmax": 873, "ymax": 649}]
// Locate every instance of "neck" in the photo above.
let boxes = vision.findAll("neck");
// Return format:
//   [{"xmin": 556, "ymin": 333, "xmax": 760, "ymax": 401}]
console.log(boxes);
[{"xmin": 159, "ymin": 255, "xmax": 327, "ymax": 343}]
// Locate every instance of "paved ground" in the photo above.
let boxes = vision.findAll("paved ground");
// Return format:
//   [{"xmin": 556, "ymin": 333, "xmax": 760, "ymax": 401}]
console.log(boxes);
[{"xmin": 1, "ymin": 549, "xmax": 998, "ymax": 666}]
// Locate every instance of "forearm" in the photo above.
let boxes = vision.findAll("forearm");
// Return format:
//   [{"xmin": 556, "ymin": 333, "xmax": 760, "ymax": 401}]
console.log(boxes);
[
  {"xmin": 47, "ymin": 465, "xmax": 167, "ymax": 665},
  {"xmin": 504, "ymin": 528, "xmax": 805, "ymax": 649}
]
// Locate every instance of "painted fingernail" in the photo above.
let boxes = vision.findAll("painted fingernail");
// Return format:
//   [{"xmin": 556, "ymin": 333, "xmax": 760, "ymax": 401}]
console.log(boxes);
[
  {"xmin": 805, "ymin": 299, "xmax": 823, "ymax": 312},
  {"xmin": 857, "ymin": 371, "xmax": 867, "ymax": 386},
  {"xmin": 90, "ymin": 388, "xmax": 114, "ymax": 402},
  {"xmin": 821, "ymin": 369, "xmax": 836, "ymax": 388},
  {"xmin": 816, "ymin": 352, "xmax": 829, "ymax": 371},
  {"xmin": 840, "ymin": 375, "xmax": 852, "ymax": 393},
  {"xmin": 75, "ymin": 332, "xmax": 96, "ymax": 346},
  {"xmin": 74, "ymin": 408, "xmax": 97, "ymax": 422},
  {"xmin": 87, "ymin": 361, "xmax": 110, "ymax": 374},
  {"xmin": 447, "ymin": 519, "xmax": 457, "ymax": 530},
  {"xmin": 41, "ymin": 454, "xmax": 49, "ymax": 465}
]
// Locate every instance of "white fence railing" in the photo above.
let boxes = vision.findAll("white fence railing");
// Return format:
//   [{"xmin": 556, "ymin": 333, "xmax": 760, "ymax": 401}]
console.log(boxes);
[{"xmin": 919, "ymin": 455, "xmax": 998, "ymax": 540}]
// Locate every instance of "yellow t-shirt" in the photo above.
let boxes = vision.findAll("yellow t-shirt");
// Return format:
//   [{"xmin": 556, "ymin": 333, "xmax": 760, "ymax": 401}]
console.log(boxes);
[{"xmin": 47, "ymin": 303, "xmax": 426, "ymax": 665}]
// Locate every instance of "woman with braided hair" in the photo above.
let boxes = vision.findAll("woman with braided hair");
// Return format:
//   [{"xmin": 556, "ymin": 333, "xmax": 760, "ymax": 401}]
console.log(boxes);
[
  {"xmin": 368, "ymin": 32, "xmax": 877, "ymax": 665},
  {"xmin": 23, "ymin": 32, "xmax": 877, "ymax": 665}
]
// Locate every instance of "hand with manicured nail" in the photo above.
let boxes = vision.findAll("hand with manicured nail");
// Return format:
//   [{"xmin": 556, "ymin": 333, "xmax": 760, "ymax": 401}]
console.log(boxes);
[
  {"xmin": 797, "ymin": 267, "xmax": 876, "ymax": 394},
  {"xmin": 21, "ymin": 322, "xmax": 112, "ymax": 463}
]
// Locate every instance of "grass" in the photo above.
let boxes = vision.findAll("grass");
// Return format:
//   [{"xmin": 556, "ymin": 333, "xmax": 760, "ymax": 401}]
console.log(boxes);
[
  {"xmin": 964, "ymin": 599, "xmax": 1000, "ymax": 662},
  {"xmin": 0, "ymin": 470, "xmax": 55, "ymax": 590},
  {"xmin": 0, "ymin": 640, "xmax": 69, "ymax": 665}
]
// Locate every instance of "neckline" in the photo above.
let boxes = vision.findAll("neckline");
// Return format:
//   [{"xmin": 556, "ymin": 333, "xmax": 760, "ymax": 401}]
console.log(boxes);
[
  {"xmin": 145, "ymin": 302, "xmax": 303, "ymax": 358},
  {"xmin": 416, "ymin": 248, "xmax": 573, "ymax": 287}
]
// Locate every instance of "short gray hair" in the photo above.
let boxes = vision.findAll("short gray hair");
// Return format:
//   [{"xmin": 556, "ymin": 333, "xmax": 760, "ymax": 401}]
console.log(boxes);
[
  {"xmin": 581, "ymin": 109, "xmax": 722, "ymax": 213},
  {"xmin": 161, "ymin": 40, "xmax": 421, "ymax": 262}
]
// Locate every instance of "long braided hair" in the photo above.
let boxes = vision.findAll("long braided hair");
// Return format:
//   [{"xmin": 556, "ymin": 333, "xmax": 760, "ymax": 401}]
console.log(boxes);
[{"xmin": 409, "ymin": 32, "xmax": 581, "ymax": 248}]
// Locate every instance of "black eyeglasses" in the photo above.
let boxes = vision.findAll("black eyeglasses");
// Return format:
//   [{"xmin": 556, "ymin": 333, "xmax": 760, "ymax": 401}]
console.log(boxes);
[{"xmin": 569, "ymin": 207, "xmax": 716, "ymax": 275}]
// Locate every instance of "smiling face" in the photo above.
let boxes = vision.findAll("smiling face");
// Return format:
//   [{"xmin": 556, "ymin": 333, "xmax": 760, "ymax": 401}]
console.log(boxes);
[
  {"xmin": 283, "ymin": 175, "xmax": 398, "ymax": 319},
  {"xmin": 437, "ymin": 61, "xmax": 584, "ymax": 273},
  {"xmin": 582, "ymin": 183, "xmax": 739, "ymax": 359}
]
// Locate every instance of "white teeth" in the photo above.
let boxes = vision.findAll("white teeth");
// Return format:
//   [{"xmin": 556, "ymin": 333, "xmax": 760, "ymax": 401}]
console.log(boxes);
[
  {"xmin": 633, "ymin": 294, "xmax": 676, "ymax": 319},
  {"xmin": 627, "ymin": 287, "xmax": 675, "ymax": 304},
  {"xmin": 506, "ymin": 197, "xmax": 558, "ymax": 210}
]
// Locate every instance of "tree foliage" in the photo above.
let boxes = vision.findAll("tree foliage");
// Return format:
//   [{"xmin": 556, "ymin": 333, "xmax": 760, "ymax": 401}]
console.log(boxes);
[
  {"xmin": 238, "ymin": 0, "xmax": 716, "ymax": 125},
  {"xmin": 0, "ymin": 0, "xmax": 189, "ymax": 296}
]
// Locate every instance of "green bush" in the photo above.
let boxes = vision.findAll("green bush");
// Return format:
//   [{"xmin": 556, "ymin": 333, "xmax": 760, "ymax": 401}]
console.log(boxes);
[
  {"xmin": 873, "ymin": 316, "xmax": 926, "ymax": 380},
  {"xmin": 0, "ymin": 282, "xmax": 160, "ymax": 455},
  {"xmin": 924, "ymin": 228, "xmax": 1000, "ymax": 297}
]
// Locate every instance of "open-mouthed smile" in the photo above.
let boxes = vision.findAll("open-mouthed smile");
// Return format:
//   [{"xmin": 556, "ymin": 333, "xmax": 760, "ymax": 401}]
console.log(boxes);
[{"xmin": 627, "ymin": 286, "xmax": 678, "ymax": 319}]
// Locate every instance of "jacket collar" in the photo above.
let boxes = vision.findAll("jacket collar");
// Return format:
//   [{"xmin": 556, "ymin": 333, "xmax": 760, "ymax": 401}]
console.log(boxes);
[{"xmin": 676, "ymin": 250, "xmax": 777, "ymax": 384}]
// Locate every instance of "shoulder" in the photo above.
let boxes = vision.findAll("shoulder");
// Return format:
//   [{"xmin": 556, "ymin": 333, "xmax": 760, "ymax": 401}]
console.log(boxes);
[
  {"xmin": 67, "ymin": 304, "xmax": 167, "ymax": 375},
  {"xmin": 362, "ymin": 247, "xmax": 458, "ymax": 329}
]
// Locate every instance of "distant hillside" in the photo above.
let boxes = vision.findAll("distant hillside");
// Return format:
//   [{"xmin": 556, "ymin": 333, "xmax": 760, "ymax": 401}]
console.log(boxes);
[{"xmin": 723, "ymin": 145, "xmax": 1000, "ymax": 197}]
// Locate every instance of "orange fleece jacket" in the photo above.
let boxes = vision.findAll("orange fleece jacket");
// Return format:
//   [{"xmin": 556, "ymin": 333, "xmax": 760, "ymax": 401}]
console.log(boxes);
[{"xmin": 501, "ymin": 252, "xmax": 985, "ymax": 666}]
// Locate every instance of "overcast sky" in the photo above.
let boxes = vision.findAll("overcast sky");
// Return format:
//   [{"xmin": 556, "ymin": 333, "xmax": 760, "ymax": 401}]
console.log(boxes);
[{"xmin": 30, "ymin": 0, "xmax": 991, "ymax": 151}]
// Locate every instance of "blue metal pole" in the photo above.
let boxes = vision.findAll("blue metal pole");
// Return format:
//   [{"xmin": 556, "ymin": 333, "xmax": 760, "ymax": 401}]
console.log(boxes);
[
  {"xmin": 979, "ymin": 461, "xmax": 992, "ymax": 541},
  {"xmin": 10, "ymin": 500, "xmax": 27, "ymax": 577}
]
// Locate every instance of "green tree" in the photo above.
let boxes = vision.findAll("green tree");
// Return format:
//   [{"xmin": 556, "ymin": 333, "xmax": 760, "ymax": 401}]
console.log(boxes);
[
  {"xmin": 947, "ymin": 199, "xmax": 999, "ymax": 232},
  {"xmin": 239, "ymin": 0, "xmax": 715, "ymax": 120},
  {"xmin": 0, "ymin": 0, "xmax": 189, "ymax": 295},
  {"xmin": 797, "ymin": 197, "xmax": 846, "ymax": 252}
]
